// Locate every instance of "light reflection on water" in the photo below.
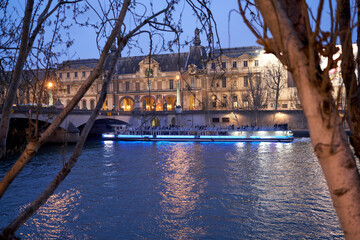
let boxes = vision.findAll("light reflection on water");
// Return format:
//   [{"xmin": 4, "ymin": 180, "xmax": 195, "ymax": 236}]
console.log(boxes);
[
  {"xmin": 20, "ymin": 189, "xmax": 82, "ymax": 240},
  {"xmin": 157, "ymin": 143, "xmax": 206, "ymax": 239},
  {"xmin": 0, "ymin": 139, "xmax": 343, "ymax": 239}
]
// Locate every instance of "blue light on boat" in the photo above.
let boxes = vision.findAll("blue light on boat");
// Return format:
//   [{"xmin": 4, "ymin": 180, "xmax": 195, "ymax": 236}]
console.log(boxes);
[
  {"xmin": 102, "ymin": 134, "xmax": 115, "ymax": 138},
  {"xmin": 156, "ymin": 135, "xmax": 195, "ymax": 139},
  {"xmin": 249, "ymin": 135, "xmax": 291, "ymax": 139},
  {"xmin": 200, "ymin": 135, "xmax": 246, "ymax": 139},
  {"xmin": 116, "ymin": 134, "xmax": 153, "ymax": 138}
]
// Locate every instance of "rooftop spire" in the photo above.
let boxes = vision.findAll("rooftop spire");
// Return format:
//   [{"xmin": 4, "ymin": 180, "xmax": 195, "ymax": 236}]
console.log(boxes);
[{"xmin": 194, "ymin": 28, "xmax": 201, "ymax": 46}]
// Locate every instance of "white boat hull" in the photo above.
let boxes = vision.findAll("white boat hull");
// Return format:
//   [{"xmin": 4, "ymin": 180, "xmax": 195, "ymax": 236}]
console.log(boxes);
[{"xmin": 102, "ymin": 131, "xmax": 294, "ymax": 142}]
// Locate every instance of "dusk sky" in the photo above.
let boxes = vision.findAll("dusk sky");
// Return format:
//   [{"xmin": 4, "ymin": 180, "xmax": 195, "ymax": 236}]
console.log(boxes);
[
  {"xmin": 61, "ymin": 1, "xmax": 336, "ymax": 63},
  {"xmin": 61, "ymin": 1, "xmax": 258, "ymax": 62}
]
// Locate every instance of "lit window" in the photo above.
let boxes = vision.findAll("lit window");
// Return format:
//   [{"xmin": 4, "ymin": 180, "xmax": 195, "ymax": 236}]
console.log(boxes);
[
  {"xmin": 212, "ymin": 95, "xmax": 217, "ymax": 107},
  {"xmin": 243, "ymin": 100, "xmax": 249, "ymax": 108}
]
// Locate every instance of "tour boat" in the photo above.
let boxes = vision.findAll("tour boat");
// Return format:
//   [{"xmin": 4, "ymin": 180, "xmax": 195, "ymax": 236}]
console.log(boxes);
[{"xmin": 102, "ymin": 125, "xmax": 294, "ymax": 142}]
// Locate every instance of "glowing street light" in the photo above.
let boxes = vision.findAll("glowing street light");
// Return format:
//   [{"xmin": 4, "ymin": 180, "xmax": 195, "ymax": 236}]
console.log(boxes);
[{"xmin": 48, "ymin": 81, "xmax": 53, "ymax": 106}]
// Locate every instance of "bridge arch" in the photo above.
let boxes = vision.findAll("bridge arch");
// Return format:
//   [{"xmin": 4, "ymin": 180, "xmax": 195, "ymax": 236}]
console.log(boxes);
[{"xmin": 77, "ymin": 118, "xmax": 129, "ymax": 137}]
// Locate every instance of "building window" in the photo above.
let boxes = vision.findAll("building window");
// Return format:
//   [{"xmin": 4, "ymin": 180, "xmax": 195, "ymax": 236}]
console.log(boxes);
[
  {"xmin": 244, "ymin": 61, "xmax": 248, "ymax": 67},
  {"xmin": 147, "ymin": 80, "xmax": 151, "ymax": 90},
  {"xmin": 125, "ymin": 82, "xmax": 129, "ymax": 92},
  {"xmin": 136, "ymin": 82, "xmax": 140, "ymax": 91},
  {"xmin": 169, "ymin": 79, "xmax": 174, "ymax": 90},
  {"xmin": 222, "ymin": 95, "xmax": 227, "ymax": 107},
  {"xmin": 255, "ymin": 60, "xmax": 259, "ymax": 66},
  {"xmin": 74, "ymin": 72, "xmax": 78, "ymax": 78},
  {"xmin": 232, "ymin": 95, "xmax": 238, "ymax": 108},
  {"xmin": 59, "ymin": 73, "xmax": 62, "ymax": 78},
  {"xmin": 212, "ymin": 118, "xmax": 220, "ymax": 123},
  {"xmin": 157, "ymin": 81, "xmax": 162, "ymax": 90},
  {"xmin": 211, "ymin": 63, "xmax": 216, "ymax": 69},
  {"xmin": 244, "ymin": 76, "xmax": 248, "ymax": 87},
  {"xmin": 90, "ymin": 99, "xmax": 95, "ymax": 110},
  {"xmin": 191, "ymin": 78, "xmax": 195, "ymax": 89},
  {"xmin": 82, "ymin": 100, "xmax": 86, "ymax": 109},
  {"xmin": 82, "ymin": 71, "xmax": 86, "ymax": 77},
  {"xmin": 282, "ymin": 104, "xmax": 288, "ymax": 108},
  {"xmin": 243, "ymin": 100, "xmax": 249, "ymax": 108},
  {"xmin": 222, "ymin": 62, "xmax": 226, "ymax": 69},
  {"xmin": 212, "ymin": 95, "xmax": 217, "ymax": 107},
  {"xmin": 67, "ymin": 85, "xmax": 70, "ymax": 94},
  {"xmin": 222, "ymin": 117, "xmax": 230, "ymax": 123},
  {"xmin": 232, "ymin": 62, "xmax": 237, "ymax": 68},
  {"xmin": 67, "ymin": 72, "xmax": 70, "ymax": 78},
  {"xmin": 222, "ymin": 77, "xmax": 226, "ymax": 88}
]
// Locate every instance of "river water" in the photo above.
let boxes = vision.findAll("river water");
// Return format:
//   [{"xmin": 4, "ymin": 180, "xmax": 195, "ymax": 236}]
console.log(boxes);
[{"xmin": 0, "ymin": 138, "xmax": 343, "ymax": 239}]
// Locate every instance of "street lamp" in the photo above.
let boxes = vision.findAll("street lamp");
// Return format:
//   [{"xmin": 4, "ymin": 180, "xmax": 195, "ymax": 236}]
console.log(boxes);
[{"xmin": 48, "ymin": 81, "xmax": 53, "ymax": 106}]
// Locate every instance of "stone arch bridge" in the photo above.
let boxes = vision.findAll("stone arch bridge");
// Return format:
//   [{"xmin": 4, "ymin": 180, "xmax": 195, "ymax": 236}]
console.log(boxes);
[
  {"xmin": 2, "ymin": 106, "xmax": 308, "ymax": 135},
  {"xmin": 4, "ymin": 107, "xmax": 205, "ymax": 134}
]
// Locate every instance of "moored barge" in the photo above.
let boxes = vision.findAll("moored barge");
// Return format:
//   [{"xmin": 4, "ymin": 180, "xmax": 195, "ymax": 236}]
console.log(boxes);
[{"xmin": 102, "ymin": 125, "xmax": 294, "ymax": 142}]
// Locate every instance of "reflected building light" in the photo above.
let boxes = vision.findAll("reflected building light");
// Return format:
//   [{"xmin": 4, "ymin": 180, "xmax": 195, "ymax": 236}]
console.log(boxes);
[{"xmin": 21, "ymin": 189, "xmax": 81, "ymax": 239}]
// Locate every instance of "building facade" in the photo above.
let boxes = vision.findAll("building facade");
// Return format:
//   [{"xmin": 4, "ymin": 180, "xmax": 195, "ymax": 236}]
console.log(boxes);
[{"xmin": 55, "ymin": 31, "xmax": 299, "ymax": 115}]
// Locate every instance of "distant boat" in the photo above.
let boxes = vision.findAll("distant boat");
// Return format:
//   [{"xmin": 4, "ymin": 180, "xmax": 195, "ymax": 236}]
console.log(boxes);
[{"xmin": 102, "ymin": 125, "xmax": 294, "ymax": 142}]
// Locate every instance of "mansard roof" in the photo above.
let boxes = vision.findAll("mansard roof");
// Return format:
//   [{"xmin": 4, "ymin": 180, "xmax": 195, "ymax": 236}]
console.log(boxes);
[
  {"xmin": 56, "ymin": 45, "xmax": 263, "ymax": 74},
  {"xmin": 185, "ymin": 45, "xmax": 207, "ymax": 69},
  {"xmin": 57, "ymin": 58, "xmax": 98, "ymax": 69},
  {"xmin": 211, "ymin": 46, "xmax": 262, "ymax": 59},
  {"xmin": 115, "ymin": 52, "xmax": 188, "ymax": 74}
]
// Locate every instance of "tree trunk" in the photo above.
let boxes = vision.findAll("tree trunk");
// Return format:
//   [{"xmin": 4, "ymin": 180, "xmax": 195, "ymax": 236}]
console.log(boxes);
[
  {"xmin": 252, "ymin": 1, "xmax": 360, "ymax": 238},
  {"xmin": 338, "ymin": 0, "xmax": 360, "ymax": 159},
  {"xmin": 0, "ymin": 0, "xmax": 34, "ymax": 159}
]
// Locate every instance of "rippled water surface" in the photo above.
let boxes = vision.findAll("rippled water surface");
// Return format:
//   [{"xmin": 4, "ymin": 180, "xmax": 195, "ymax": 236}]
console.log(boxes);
[{"xmin": 0, "ymin": 139, "xmax": 343, "ymax": 239}]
